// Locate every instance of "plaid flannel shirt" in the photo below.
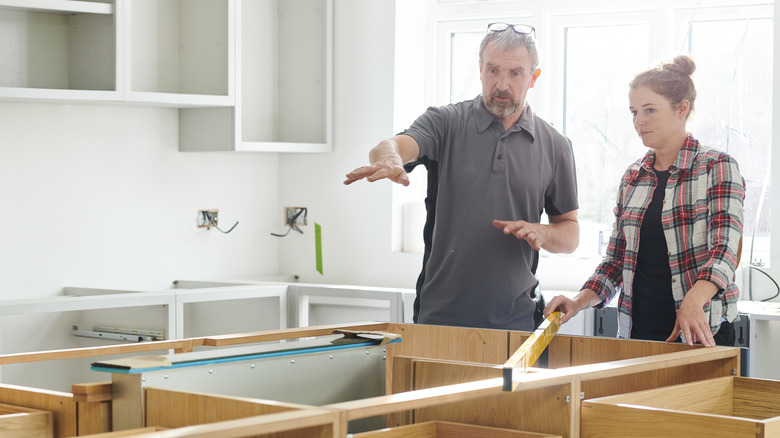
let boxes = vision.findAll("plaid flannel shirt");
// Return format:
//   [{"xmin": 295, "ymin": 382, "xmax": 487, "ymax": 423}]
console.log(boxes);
[{"xmin": 584, "ymin": 133, "xmax": 745, "ymax": 339}]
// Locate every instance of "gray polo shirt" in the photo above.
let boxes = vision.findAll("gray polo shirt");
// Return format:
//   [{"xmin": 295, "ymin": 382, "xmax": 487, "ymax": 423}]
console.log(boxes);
[{"xmin": 406, "ymin": 96, "xmax": 578, "ymax": 331}]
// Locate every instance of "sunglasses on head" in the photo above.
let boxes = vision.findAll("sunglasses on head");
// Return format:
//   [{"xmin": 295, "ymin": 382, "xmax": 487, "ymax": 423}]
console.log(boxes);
[{"xmin": 487, "ymin": 23, "xmax": 535, "ymax": 36}]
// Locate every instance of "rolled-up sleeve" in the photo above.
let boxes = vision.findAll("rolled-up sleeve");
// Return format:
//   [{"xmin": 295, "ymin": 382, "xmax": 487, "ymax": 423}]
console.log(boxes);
[{"xmin": 697, "ymin": 156, "xmax": 745, "ymax": 294}]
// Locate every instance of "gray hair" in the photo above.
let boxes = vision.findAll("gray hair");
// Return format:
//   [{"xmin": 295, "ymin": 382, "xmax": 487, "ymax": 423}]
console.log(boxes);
[{"xmin": 479, "ymin": 27, "xmax": 539, "ymax": 70}]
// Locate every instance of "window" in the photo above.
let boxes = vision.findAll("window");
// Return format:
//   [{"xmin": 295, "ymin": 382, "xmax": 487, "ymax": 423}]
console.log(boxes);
[
  {"xmin": 680, "ymin": 5, "xmax": 773, "ymax": 268},
  {"xmin": 394, "ymin": 0, "xmax": 777, "ymax": 291},
  {"xmin": 559, "ymin": 18, "xmax": 651, "ymax": 258},
  {"xmin": 397, "ymin": 1, "xmax": 774, "ymax": 292}
]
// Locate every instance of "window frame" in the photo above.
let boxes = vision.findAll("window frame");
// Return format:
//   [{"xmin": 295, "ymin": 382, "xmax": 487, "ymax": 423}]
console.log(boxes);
[{"xmin": 400, "ymin": 0, "xmax": 776, "ymax": 295}]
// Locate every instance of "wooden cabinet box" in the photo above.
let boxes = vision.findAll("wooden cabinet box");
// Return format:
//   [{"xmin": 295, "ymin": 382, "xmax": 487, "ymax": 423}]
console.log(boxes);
[
  {"xmin": 0, "ymin": 322, "xmax": 743, "ymax": 438},
  {"xmin": 352, "ymin": 420, "xmax": 561, "ymax": 438},
  {"xmin": 0, "ymin": 402, "xmax": 53, "ymax": 438},
  {"xmin": 581, "ymin": 376, "xmax": 780, "ymax": 438}
]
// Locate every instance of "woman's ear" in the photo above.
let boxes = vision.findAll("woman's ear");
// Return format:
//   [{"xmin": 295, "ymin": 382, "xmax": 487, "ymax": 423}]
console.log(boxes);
[{"xmin": 677, "ymin": 99, "xmax": 691, "ymax": 119}]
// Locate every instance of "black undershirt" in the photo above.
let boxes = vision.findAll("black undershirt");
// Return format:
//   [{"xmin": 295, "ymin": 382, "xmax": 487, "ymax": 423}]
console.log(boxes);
[{"xmin": 631, "ymin": 169, "xmax": 677, "ymax": 335}]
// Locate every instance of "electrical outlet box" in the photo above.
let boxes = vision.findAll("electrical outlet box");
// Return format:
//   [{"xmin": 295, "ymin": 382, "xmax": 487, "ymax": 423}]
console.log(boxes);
[
  {"xmin": 197, "ymin": 209, "xmax": 219, "ymax": 228},
  {"xmin": 284, "ymin": 207, "xmax": 307, "ymax": 226}
]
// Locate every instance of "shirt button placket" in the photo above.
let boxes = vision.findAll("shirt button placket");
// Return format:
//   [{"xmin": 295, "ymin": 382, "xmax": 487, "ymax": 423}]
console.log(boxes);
[{"xmin": 493, "ymin": 138, "xmax": 507, "ymax": 173}]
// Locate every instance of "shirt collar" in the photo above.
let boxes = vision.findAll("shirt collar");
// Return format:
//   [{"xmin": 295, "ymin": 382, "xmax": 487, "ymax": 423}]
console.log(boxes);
[
  {"xmin": 639, "ymin": 132, "xmax": 700, "ymax": 173},
  {"xmin": 473, "ymin": 95, "xmax": 536, "ymax": 140}
]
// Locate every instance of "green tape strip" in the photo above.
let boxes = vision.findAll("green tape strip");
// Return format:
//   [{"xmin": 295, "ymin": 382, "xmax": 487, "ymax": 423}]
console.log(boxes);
[{"xmin": 315, "ymin": 222, "xmax": 323, "ymax": 275}]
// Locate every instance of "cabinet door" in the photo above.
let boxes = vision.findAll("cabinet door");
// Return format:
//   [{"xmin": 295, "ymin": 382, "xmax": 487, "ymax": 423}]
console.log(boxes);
[
  {"xmin": 0, "ymin": 0, "xmax": 119, "ymax": 102},
  {"xmin": 180, "ymin": 0, "xmax": 333, "ymax": 153}
]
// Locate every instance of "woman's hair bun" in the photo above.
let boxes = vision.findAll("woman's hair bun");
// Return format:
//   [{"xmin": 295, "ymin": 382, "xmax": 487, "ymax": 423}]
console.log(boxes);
[{"xmin": 663, "ymin": 54, "xmax": 696, "ymax": 76}]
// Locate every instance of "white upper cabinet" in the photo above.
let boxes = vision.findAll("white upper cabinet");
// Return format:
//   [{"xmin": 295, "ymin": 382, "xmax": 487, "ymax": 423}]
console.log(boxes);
[
  {"xmin": 0, "ymin": 0, "xmax": 234, "ymax": 106},
  {"xmin": 123, "ymin": 0, "xmax": 234, "ymax": 107},
  {"xmin": 0, "ymin": 0, "xmax": 119, "ymax": 102},
  {"xmin": 0, "ymin": 0, "xmax": 330, "ymax": 152},
  {"xmin": 179, "ymin": 0, "xmax": 333, "ymax": 153}
]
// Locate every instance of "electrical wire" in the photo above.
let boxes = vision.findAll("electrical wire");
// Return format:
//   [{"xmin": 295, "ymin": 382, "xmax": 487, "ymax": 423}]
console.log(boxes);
[
  {"xmin": 746, "ymin": 264, "xmax": 780, "ymax": 302},
  {"xmin": 209, "ymin": 216, "xmax": 239, "ymax": 234},
  {"xmin": 271, "ymin": 208, "xmax": 306, "ymax": 237},
  {"xmin": 746, "ymin": 143, "xmax": 771, "ymax": 301}
]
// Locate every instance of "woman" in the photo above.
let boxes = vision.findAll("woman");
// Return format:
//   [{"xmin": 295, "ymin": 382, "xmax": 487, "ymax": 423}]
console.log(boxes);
[{"xmin": 545, "ymin": 55, "xmax": 745, "ymax": 347}]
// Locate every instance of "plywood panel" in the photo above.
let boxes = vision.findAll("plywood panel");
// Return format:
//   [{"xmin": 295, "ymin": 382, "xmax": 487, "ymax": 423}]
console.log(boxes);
[
  {"xmin": 649, "ymin": 341, "xmax": 693, "ymax": 356},
  {"xmin": 144, "ymin": 388, "xmax": 302, "ymax": 428},
  {"xmin": 546, "ymin": 336, "xmax": 572, "ymax": 369},
  {"xmin": 570, "ymin": 337, "xmax": 654, "ymax": 366},
  {"xmin": 645, "ymin": 354, "xmax": 737, "ymax": 388},
  {"xmin": 329, "ymin": 378, "xmax": 504, "ymax": 424},
  {"xmin": 581, "ymin": 401, "xmax": 759, "ymax": 438},
  {"xmin": 414, "ymin": 384, "xmax": 571, "ymax": 438},
  {"xmin": 580, "ymin": 357, "xmax": 738, "ymax": 402},
  {"xmin": 407, "ymin": 360, "xmax": 569, "ymax": 438},
  {"xmin": 354, "ymin": 420, "xmax": 560, "ymax": 437},
  {"xmin": 733, "ymin": 377, "xmax": 780, "ymax": 420},
  {"xmin": 387, "ymin": 356, "xmax": 415, "ymax": 427},
  {"xmin": 76, "ymin": 399, "xmax": 111, "ymax": 435},
  {"xmin": 384, "ymin": 323, "xmax": 510, "ymax": 400},
  {"xmin": 73, "ymin": 381, "xmax": 112, "ymax": 434},
  {"xmin": 387, "ymin": 357, "xmax": 506, "ymax": 428},
  {"xmin": 76, "ymin": 427, "xmax": 167, "ymax": 437},
  {"xmin": 391, "ymin": 356, "xmax": 415, "ymax": 394},
  {"xmin": 584, "ymin": 377, "xmax": 734, "ymax": 415},
  {"xmin": 0, "ymin": 384, "xmax": 77, "ymax": 437},
  {"xmin": 414, "ymin": 360, "xmax": 503, "ymax": 389},
  {"xmin": 0, "ymin": 402, "xmax": 52, "ymax": 438},
  {"xmin": 436, "ymin": 421, "xmax": 561, "ymax": 438},
  {"xmin": 354, "ymin": 420, "xmax": 437, "ymax": 437},
  {"xmin": 266, "ymin": 424, "xmax": 333, "ymax": 438},
  {"xmin": 570, "ymin": 336, "xmax": 699, "ymax": 367},
  {"xmin": 144, "ymin": 390, "xmax": 339, "ymax": 438},
  {"xmin": 763, "ymin": 419, "xmax": 780, "ymax": 437},
  {"xmin": 72, "ymin": 383, "xmax": 112, "ymax": 403},
  {"xmin": 385, "ymin": 324, "xmax": 509, "ymax": 364},
  {"xmin": 580, "ymin": 376, "xmax": 780, "ymax": 437}
]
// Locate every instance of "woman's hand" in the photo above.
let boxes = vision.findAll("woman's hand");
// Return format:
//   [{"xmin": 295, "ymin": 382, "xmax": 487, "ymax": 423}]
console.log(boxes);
[
  {"xmin": 666, "ymin": 280, "xmax": 719, "ymax": 347},
  {"xmin": 544, "ymin": 289, "xmax": 603, "ymax": 324}
]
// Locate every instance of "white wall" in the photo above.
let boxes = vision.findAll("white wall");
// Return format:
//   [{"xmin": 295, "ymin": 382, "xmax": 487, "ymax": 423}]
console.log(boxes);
[
  {"xmin": 277, "ymin": 0, "xmax": 423, "ymax": 289},
  {"xmin": 1, "ymin": 2, "xmax": 776, "ymax": 299},
  {"xmin": 0, "ymin": 2, "xmax": 420, "ymax": 304},
  {"xmin": 279, "ymin": 0, "xmax": 780, "ymax": 299},
  {"xmin": 0, "ymin": 102, "xmax": 281, "ymax": 299}
]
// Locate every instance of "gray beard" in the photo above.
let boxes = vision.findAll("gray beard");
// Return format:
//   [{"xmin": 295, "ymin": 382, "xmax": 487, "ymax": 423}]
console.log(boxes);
[{"xmin": 483, "ymin": 92, "xmax": 522, "ymax": 118}]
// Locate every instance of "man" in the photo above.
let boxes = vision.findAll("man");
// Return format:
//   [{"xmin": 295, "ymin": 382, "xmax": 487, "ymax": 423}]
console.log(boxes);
[{"xmin": 344, "ymin": 23, "xmax": 579, "ymax": 331}]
